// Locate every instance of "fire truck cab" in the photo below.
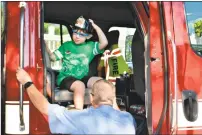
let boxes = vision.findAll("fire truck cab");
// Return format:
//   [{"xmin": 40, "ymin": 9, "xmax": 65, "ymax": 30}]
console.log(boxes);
[{"xmin": 1, "ymin": 1, "xmax": 202, "ymax": 135}]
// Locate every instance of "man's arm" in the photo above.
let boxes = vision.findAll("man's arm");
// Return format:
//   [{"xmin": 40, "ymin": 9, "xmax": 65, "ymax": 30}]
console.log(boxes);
[
  {"xmin": 89, "ymin": 19, "xmax": 108, "ymax": 50},
  {"xmin": 16, "ymin": 67, "xmax": 50, "ymax": 115}
]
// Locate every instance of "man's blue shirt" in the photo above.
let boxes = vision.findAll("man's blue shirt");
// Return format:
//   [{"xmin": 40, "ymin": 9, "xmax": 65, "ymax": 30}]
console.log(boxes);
[{"xmin": 48, "ymin": 104, "xmax": 136, "ymax": 134}]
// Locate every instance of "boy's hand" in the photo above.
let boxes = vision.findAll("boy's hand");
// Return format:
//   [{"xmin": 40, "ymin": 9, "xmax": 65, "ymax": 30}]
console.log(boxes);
[
  {"xmin": 89, "ymin": 19, "xmax": 97, "ymax": 28},
  {"xmin": 16, "ymin": 67, "xmax": 32, "ymax": 85},
  {"xmin": 89, "ymin": 18, "xmax": 108, "ymax": 50}
]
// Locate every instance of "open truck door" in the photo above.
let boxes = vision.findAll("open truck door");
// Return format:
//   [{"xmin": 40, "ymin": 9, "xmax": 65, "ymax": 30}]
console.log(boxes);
[
  {"xmin": 149, "ymin": 1, "xmax": 202, "ymax": 134},
  {"xmin": 170, "ymin": 2, "xmax": 202, "ymax": 134},
  {"xmin": 3, "ymin": 2, "xmax": 50, "ymax": 134}
]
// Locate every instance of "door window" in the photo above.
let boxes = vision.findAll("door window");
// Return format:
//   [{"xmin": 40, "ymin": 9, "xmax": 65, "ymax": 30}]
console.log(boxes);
[{"xmin": 185, "ymin": 2, "xmax": 202, "ymax": 56}]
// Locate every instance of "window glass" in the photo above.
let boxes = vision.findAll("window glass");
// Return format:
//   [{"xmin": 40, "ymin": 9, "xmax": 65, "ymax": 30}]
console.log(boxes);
[
  {"xmin": 62, "ymin": 25, "xmax": 71, "ymax": 43},
  {"xmin": 125, "ymin": 35, "xmax": 133, "ymax": 62},
  {"xmin": 185, "ymin": 2, "xmax": 202, "ymax": 56},
  {"xmin": 44, "ymin": 23, "xmax": 71, "ymax": 70},
  {"xmin": 108, "ymin": 27, "xmax": 136, "ymax": 71}
]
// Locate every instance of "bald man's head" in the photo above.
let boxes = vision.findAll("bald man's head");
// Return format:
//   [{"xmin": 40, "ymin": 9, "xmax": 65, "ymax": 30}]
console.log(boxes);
[{"xmin": 91, "ymin": 79, "xmax": 116, "ymax": 105}]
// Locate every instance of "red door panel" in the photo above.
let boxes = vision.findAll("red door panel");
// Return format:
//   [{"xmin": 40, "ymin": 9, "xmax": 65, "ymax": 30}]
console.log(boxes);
[
  {"xmin": 172, "ymin": 2, "xmax": 202, "ymax": 134},
  {"xmin": 5, "ymin": 2, "xmax": 50, "ymax": 134}
]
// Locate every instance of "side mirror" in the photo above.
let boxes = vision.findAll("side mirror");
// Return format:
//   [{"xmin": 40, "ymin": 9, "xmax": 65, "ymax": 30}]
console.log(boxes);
[{"xmin": 182, "ymin": 90, "xmax": 198, "ymax": 122}]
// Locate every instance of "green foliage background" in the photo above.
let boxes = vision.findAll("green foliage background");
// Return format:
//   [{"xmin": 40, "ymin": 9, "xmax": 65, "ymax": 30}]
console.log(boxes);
[
  {"xmin": 125, "ymin": 35, "xmax": 133, "ymax": 62},
  {"xmin": 194, "ymin": 20, "xmax": 202, "ymax": 37},
  {"xmin": 44, "ymin": 23, "xmax": 69, "ymax": 35}
]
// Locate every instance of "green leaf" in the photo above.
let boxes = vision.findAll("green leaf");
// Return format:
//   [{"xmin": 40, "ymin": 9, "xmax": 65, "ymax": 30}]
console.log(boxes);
[{"xmin": 194, "ymin": 20, "xmax": 202, "ymax": 37}]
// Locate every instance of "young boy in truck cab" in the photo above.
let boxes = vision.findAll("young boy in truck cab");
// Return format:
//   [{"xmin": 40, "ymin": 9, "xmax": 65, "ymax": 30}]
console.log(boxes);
[{"xmin": 45, "ymin": 16, "xmax": 108, "ymax": 110}]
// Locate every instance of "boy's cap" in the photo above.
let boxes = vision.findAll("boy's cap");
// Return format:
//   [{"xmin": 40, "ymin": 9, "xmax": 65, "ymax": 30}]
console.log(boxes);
[
  {"xmin": 75, "ymin": 16, "xmax": 86, "ymax": 29},
  {"xmin": 72, "ymin": 16, "xmax": 94, "ymax": 34}
]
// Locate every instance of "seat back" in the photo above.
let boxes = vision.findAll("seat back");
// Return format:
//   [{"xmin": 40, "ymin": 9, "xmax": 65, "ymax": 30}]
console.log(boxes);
[
  {"xmin": 106, "ymin": 30, "xmax": 120, "ymax": 50},
  {"xmin": 131, "ymin": 30, "xmax": 145, "ymax": 102}
]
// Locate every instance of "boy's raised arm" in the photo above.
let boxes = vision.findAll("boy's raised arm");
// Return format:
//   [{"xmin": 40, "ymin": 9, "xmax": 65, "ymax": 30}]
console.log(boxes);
[{"xmin": 89, "ymin": 19, "xmax": 108, "ymax": 50}]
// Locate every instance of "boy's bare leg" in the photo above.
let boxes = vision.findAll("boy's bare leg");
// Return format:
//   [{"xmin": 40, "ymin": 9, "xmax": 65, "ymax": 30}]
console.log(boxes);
[{"xmin": 70, "ymin": 80, "xmax": 85, "ymax": 110}]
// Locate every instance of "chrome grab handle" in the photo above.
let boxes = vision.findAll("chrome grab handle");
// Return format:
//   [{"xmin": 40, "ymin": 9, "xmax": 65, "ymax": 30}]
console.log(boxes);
[
  {"xmin": 168, "ymin": 32, "xmax": 178, "ymax": 134},
  {"xmin": 19, "ymin": 1, "xmax": 26, "ymax": 131}
]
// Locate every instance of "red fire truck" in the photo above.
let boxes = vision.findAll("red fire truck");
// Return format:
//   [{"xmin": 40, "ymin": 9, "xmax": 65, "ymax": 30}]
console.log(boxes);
[{"xmin": 1, "ymin": 1, "xmax": 202, "ymax": 134}]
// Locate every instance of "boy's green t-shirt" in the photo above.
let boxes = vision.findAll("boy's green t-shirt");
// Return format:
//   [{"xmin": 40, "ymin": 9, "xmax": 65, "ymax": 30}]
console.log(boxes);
[{"xmin": 53, "ymin": 41, "xmax": 103, "ymax": 85}]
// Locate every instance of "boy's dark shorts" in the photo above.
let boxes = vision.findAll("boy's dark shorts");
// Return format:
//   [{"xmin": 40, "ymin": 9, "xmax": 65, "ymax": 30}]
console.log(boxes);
[{"xmin": 59, "ymin": 76, "xmax": 92, "ymax": 91}]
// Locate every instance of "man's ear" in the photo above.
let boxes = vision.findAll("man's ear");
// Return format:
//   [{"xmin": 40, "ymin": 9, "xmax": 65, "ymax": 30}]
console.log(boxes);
[
  {"xmin": 86, "ymin": 34, "xmax": 93, "ymax": 40},
  {"xmin": 90, "ymin": 94, "xmax": 94, "ymax": 105}
]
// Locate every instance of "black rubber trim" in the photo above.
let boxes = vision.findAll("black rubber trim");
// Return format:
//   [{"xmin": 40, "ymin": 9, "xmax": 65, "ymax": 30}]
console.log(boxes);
[
  {"xmin": 40, "ymin": 2, "xmax": 47, "ymax": 97},
  {"xmin": 46, "ymin": 67, "xmax": 56, "ymax": 103},
  {"xmin": 60, "ymin": 24, "xmax": 63, "ymax": 44},
  {"xmin": 129, "ymin": 2, "xmax": 145, "ymax": 41},
  {"xmin": 142, "ymin": 2, "xmax": 149, "ymax": 18},
  {"xmin": 1, "ymin": 2, "xmax": 7, "ymax": 134},
  {"xmin": 146, "ymin": 17, "xmax": 153, "ymax": 134}
]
